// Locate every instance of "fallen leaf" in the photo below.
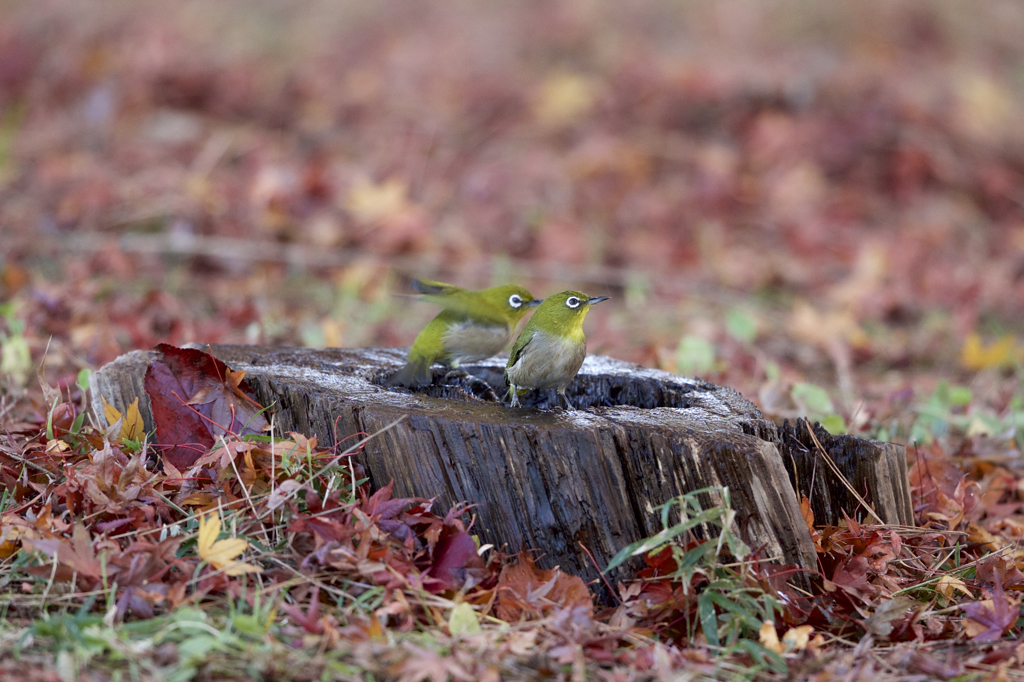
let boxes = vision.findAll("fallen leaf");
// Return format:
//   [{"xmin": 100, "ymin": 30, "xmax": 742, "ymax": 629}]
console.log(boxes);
[
  {"xmin": 829, "ymin": 555, "xmax": 875, "ymax": 599},
  {"xmin": 102, "ymin": 396, "xmax": 146, "ymax": 443},
  {"xmin": 976, "ymin": 555, "xmax": 1024, "ymax": 591},
  {"xmin": 967, "ymin": 522, "xmax": 1003, "ymax": 552},
  {"xmin": 800, "ymin": 495, "xmax": 824, "ymax": 552},
  {"xmin": 533, "ymin": 72, "xmax": 597, "ymax": 128},
  {"xmin": 145, "ymin": 344, "xmax": 267, "ymax": 469},
  {"xmin": 196, "ymin": 512, "xmax": 262, "ymax": 576},
  {"xmin": 864, "ymin": 598, "xmax": 918, "ymax": 637},
  {"xmin": 759, "ymin": 621, "xmax": 783, "ymax": 653},
  {"xmin": 496, "ymin": 553, "xmax": 592, "ymax": 622},
  {"xmin": 278, "ymin": 585, "xmax": 324, "ymax": 634},
  {"xmin": 960, "ymin": 581, "xmax": 1019, "ymax": 642},
  {"xmin": 267, "ymin": 479, "xmax": 302, "ymax": 513},
  {"xmin": 366, "ymin": 614, "xmax": 384, "ymax": 639},
  {"xmin": 799, "ymin": 495, "xmax": 815, "ymax": 529},
  {"xmin": 0, "ymin": 515, "xmax": 40, "ymax": 559},
  {"xmin": 448, "ymin": 602, "xmax": 481, "ymax": 636},
  {"xmin": 427, "ymin": 531, "xmax": 486, "ymax": 592},
  {"xmin": 960, "ymin": 333, "xmax": 1020, "ymax": 371},
  {"xmin": 23, "ymin": 522, "xmax": 106, "ymax": 580},
  {"xmin": 936, "ymin": 575, "xmax": 973, "ymax": 601},
  {"xmin": 344, "ymin": 178, "xmax": 408, "ymax": 224},
  {"xmin": 783, "ymin": 625, "xmax": 814, "ymax": 651}
]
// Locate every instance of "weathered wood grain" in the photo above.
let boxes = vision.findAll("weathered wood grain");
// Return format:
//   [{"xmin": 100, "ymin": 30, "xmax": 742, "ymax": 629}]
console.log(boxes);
[{"xmin": 776, "ymin": 419, "xmax": 914, "ymax": 527}]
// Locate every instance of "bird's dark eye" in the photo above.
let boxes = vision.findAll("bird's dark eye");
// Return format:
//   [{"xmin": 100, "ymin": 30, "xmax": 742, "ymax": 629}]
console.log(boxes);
[
  {"xmin": 509, "ymin": 294, "xmax": 523, "ymax": 308},
  {"xmin": 566, "ymin": 296, "xmax": 581, "ymax": 308}
]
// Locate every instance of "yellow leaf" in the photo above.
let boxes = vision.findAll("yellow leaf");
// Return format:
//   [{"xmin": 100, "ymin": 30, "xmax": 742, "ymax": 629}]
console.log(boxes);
[
  {"xmin": 534, "ymin": 72, "xmax": 597, "ymax": 128},
  {"xmin": 366, "ymin": 614, "xmax": 384, "ymax": 639},
  {"xmin": 956, "ymin": 72, "xmax": 1013, "ymax": 142},
  {"xmin": 0, "ymin": 538, "xmax": 17, "ymax": 560},
  {"xmin": 448, "ymin": 602, "xmax": 482, "ymax": 636},
  {"xmin": 179, "ymin": 492, "xmax": 217, "ymax": 507},
  {"xmin": 121, "ymin": 397, "xmax": 145, "ymax": 442},
  {"xmin": 936, "ymin": 575, "xmax": 973, "ymax": 601},
  {"xmin": 196, "ymin": 513, "xmax": 262, "ymax": 576},
  {"xmin": 782, "ymin": 625, "xmax": 814, "ymax": 651},
  {"xmin": 759, "ymin": 621, "xmax": 783, "ymax": 653},
  {"xmin": 45, "ymin": 439, "xmax": 69, "ymax": 454},
  {"xmin": 321, "ymin": 319, "xmax": 343, "ymax": 348},
  {"xmin": 345, "ymin": 178, "xmax": 408, "ymax": 224},
  {"xmin": 965, "ymin": 416, "xmax": 995, "ymax": 439},
  {"xmin": 762, "ymin": 621, "xmax": 815, "ymax": 653},
  {"xmin": 204, "ymin": 537, "xmax": 249, "ymax": 564},
  {"xmin": 197, "ymin": 512, "xmax": 220, "ymax": 555},
  {"xmin": 0, "ymin": 516, "xmax": 37, "ymax": 559},
  {"xmin": 224, "ymin": 561, "xmax": 263, "ymax": 578},
  {"xmin": 101, "ymin": 396, "xmax": 145, "ymax": 443},
  {"xmin": 961, "ymin": 333, "xmax": 1019, "ymax": 371},
  {"xmin": 102, "ymin": 396, "xmax": 122, "ymax": 431}
]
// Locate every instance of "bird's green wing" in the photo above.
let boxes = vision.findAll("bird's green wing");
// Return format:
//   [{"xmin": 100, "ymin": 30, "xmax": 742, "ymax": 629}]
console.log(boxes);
[
  {"xmin": 412, "ymin": 279, "xmax": 506, "ymax": 326},
  {"xmin": 506, "ymin": 327, "xmax": 535, "ymax": 369}
]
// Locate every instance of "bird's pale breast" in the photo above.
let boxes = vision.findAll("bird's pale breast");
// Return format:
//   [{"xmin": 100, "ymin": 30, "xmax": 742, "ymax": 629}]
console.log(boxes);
[
  {"xmin": 506, "ymin": 330, "xmax": 586, "ymax": 391},
  {"xmin": 441, "ymin": 321, "xmax": 511, "ymax": 365}
]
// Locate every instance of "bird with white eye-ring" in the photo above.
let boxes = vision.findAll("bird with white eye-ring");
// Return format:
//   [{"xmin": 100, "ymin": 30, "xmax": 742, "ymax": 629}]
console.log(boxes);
[
  {"xmin": 505, "ymin": 290, "xmax": 611, "ymax": 410},
  {"xmin": 386, "ymin": 279, "xmax": 542, "ymax": 388}
]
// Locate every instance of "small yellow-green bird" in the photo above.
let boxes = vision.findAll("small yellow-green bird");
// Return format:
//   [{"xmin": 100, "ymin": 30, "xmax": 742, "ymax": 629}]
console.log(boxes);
[
  {"xmin": 386, "ymin": 279, "xmax": 541, "ymax": 388},
  {"xmin": 505, "ymin": 290, "xmax": 610, "ymax": 409}
]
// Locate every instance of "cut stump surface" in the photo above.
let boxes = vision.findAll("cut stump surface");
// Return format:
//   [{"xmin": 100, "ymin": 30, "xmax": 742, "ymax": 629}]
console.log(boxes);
[{"xmin": 92, "ymin": 345, "xmax": 911, "ymax": 588}]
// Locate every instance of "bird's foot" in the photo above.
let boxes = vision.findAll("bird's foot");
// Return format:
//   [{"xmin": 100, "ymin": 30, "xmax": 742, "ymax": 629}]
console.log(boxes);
[
  {"xmin": 469, "ymin": 378, "xmax": 499, "ymax": 402},
  {"xmin": 444, "ymin": 369, "xmax": 499, "ymax": 402},
  {"xmin": 559, "ymin": 393, "xmax": 576, "ymax": 411},
  {"xmin": 442, "ymin": 369, "xmax": 470, "ymax": 383}
]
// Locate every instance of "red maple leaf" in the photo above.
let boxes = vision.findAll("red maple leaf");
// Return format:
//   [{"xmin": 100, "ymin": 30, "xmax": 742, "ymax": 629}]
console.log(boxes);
[
  {"xmin": 144, "ymin": 344, "xmax": 267, "ymax": 469},
  {"xmin": 960, "ymin": 579, "xmax": 1020, "ymax": 642}
]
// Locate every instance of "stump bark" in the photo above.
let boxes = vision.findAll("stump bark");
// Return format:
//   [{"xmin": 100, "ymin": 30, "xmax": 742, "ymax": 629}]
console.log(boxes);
[{"xmin": 91, "ymin": 345, "xmax": 912, "ymax": 589}]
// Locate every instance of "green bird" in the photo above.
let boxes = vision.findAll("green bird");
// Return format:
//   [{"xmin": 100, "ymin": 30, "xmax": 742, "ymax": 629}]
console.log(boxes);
[
  {"xmin": 505, "ymin": 290, "xmax": 610, "ymax": 409},
  {"xmin": 386, "ymin": 279, "xmax": 541, "ymax": 388}
]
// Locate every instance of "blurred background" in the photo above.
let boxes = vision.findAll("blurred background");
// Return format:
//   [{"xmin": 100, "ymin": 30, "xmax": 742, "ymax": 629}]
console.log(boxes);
[{"xmin": 2, "ymin": 0, "xmax": 1024, "ymax": 437}]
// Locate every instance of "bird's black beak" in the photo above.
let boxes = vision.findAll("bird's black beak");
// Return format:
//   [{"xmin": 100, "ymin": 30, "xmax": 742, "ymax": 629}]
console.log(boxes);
[
  {"xmin": 526, "ymin": 299, "xmax": 543, "ymax": 308},
  {"xmin": 586, "ymin": 296, "xmax": 610, "ymax": 305}
]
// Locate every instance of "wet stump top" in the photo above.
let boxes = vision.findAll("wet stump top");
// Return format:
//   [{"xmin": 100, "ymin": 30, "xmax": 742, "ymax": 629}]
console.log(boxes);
[{"xmin": 92, "ymin": 345, "xmax": 912, "ymax": 588}]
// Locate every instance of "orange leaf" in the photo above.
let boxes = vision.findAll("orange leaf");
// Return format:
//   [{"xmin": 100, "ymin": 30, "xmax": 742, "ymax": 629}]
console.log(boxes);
[
  {"xmin": 495, "ymin": 553, "xmax": 592, "ymax": 622},
  {"xmin": 967, "ymin": 522, "xmax": 1003, "ymax": 552}
]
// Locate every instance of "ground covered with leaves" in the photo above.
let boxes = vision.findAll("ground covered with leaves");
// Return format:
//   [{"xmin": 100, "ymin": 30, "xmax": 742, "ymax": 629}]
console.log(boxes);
[
  {"xmin": 3, "ymin": 0, "xmax": 1024, "ymax": 679},
  {"xmin": 3, "ymin": 348, "xmax": 1024, "ymax": 681}
]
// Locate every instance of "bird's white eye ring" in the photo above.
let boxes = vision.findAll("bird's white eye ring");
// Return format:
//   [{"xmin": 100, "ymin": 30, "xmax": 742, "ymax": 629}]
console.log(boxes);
[
  {"xmin": 509, "ymin": 294, "xmax": 523, "ymax": 308},
  {"xmin": 566, "ymin": 296, "xmax": 581, "ymax": 308}
]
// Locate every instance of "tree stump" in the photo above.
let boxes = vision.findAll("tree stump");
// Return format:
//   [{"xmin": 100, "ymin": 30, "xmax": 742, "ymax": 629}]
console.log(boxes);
[
  {"xmin": 91, "ymin": 345, "xmax": 912, "ymax": 590},
  {"xmin": 776, "ymin": 420, "xmax": 913, "ymax": 528}
]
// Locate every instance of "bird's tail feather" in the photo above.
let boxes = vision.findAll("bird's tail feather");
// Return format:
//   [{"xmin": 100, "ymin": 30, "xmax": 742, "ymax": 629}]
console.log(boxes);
[
  {"xmin": 384, "ymin": 359, "xmax": 433, "ymax": 388},
  {"xmin": 411, "ymin": 279, "xmax": 458, "ymax": 296}
]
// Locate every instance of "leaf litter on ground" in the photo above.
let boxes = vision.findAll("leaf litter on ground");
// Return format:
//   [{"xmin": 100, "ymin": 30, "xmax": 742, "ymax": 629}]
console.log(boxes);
[{"xmin": 4, "ymin": 347, "xmax": 1024, "ymax": 679}]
